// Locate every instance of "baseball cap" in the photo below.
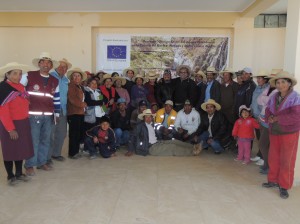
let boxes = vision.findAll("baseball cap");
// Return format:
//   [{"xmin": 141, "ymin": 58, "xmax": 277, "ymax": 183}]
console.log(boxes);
[
  {"xmin": 165, "ymin": 100, "xmax": 174, "ymax": 106},
  {"xmin": 243, "ymin": 67, "xmax": 252, "ymax": 74},
  {"xmin": 139, "ymin": 100, "xmax": 147, "ymax": 107}
]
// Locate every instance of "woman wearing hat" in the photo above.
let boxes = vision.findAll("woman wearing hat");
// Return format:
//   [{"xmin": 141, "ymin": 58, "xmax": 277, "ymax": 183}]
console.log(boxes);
[
  {"xmin": 123, "ymin": 67, "xmax": 136, "ymax": 97},
  {"xmin": 130, "ymin": 74, "xmax": 149, "ymax": 109},
  {"xmin": 99, "ymin": 74, "xmax": 120, "ymax": 115},
  {"xmin": 262, "ymin": 71, "xmax": 300, "ymax": 199},
  {"xmin": 144, "ymin": 71, "xmax": 158, "ymax": 105},
  {"xmin": 67, "ymin": 68, "xmax": 87, "ymax": 159},
  {"xmin": 0, "ymin": 62, "xmax": 34, "ymax": 185},
  {"xmin": 113, "ymin": 75, "xmax": 130, "ymax": 106}
]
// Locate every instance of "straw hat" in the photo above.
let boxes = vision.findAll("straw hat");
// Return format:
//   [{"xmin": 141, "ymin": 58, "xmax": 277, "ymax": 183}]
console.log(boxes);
[
  {"xmin": 122, "ymin": 67, "xmax": 137, "ymax": 77},
  {"xmin": 252, "ymin": 69, "xmax": 270, "ymax": 78},
  {"xmin": 100, "ymin": 73, "xmax": 113, "ymax": 84},
  {"xmin": 206, "ymin": 67, "xmax": 218, "ymax": 74},
  {"xmin": 113, "ymin": 76, "xmax": 126, "ymax": 86},
  {"xmin": 133, "ymin": 74, "xmax": 148, "ymax": 84},
  {"xmin": 219, "ymin": 68, "xmax": 236, "ymax": 79},
  {"xmin": 32, "ymin": 52, "xmax": 59, "ymax": 69},
  {"xmin": 0, "ymin": 62, "xmax": 31, "ymax": 80},
  {"xmin": 66, "ymin": 67, "xmax": 87, "ymax": 81},
  {"xmin": 270, "ymin": 69, "xmax": 283, "ymax": 76},
  {"xmin": 138, "ymin": 109, "xmax": 156, "ymax": 120},
  {"xmin": 201, "ymin": 99, "xmax": 221, "ymax": 111},
  {"xmin": 176, "ymin": 65, "xmax": 192, "ymax": 76},
  {"xmin": 194, "ymin": 70, "xmax": 206, "ymax": 79},
  {"xmin": 146, "ymin": 71, "xmax": 159, "ymax": 80},
  {"xmin": 269, "ymin": 71, "xmax": 297, "ymax": 87},
  {"xmin": 58, "ymin": 58, "xmax": 72, "ymax": 69}
]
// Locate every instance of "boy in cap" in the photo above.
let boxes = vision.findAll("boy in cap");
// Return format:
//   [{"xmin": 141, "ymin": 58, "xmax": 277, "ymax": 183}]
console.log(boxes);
[
  {"xmin": 130, "ymin": 99, "xmax": 148, "ymax": 130},
  {"xmin": 84, "ymin": 116, "xmax": 117, "ymax": 159}
]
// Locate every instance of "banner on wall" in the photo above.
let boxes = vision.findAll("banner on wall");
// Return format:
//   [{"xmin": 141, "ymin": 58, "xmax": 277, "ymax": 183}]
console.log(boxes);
[{"xmin": 97, "ymin": 34, "xmax": 229, "ymax": 76}]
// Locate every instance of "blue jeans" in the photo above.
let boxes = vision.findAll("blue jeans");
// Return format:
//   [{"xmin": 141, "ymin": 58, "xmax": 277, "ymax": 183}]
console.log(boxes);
[
  {"xmin": 199, "ymin": 131, "xmax": 224, "ymax": 153},
  {"xmin": 84, "ymin": 137, "xmax": 116, "ymax": 158},
  {"xmin": 25, "ymin": 115, "xmax": 53, "ymax": 168},
  {"xmin": 114, "ymin": 128, "xmax": 129, "ymax": 147}
]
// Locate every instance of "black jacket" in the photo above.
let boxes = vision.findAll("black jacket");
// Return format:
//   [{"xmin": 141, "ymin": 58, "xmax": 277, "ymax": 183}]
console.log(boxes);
[
  {"xmin": 198, "ymin": 80, "xmax": 221, "ymax": 108},
  {"xmin": 196, "ymin": 111, "xmax": 229, "ymax": 141},
  {"xmin": 172, "ymin": 77, "xmax": 197, "ymax": 106},
  {"xmin": 155, "ymin": 80, "xmax": 175, "ymax": 108},
  {"xmin": 110, "ymin": 109, "xmax": 131, "ymax": 131}
]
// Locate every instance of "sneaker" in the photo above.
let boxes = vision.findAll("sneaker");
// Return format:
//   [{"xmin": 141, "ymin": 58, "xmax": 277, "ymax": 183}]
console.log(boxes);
[
  {"xmin": 16, "ymin": 174, "xmax": 31, "ymax": 182},
  {"xmin": 52, "ymin": 156, "xmax": 65, "ymax": 161},
  {"xmin": 47, "ymin": 159, "xmax": 53, "ymax": 165},
  {"xmin": 89, "ymin": 155, "xmax": 97, "ymax": 160},
  {"xmin": 80, "ymin": 150, "xmax": 89, "ymax": 156},
  {"xmin": 8, "ymin": 177, "xmax": 19, "ymax": 186},
  {"xmin": 279, "ymin": 187, "xmax": 289, "ymax": 199},
  {"xmin": 25, "ymin": 167, "xmax": 36, "ymax": 176},
  {"xmin": 37, "ymin": 164, "xmax": 52, "ymax": 171},
  {"xmin": 214, "ymin": 151, "xmax": 222, "ymax": 155},
  {"xmin": 256, "ymin": 159, "xmax": 264, "ymax": 166},
  {"xmin": 68, "ymin": 153, "xmax": 82, "ymax": 159},
  {"xmin": 250, "ymin": 156, "xmax": 261, "ymax": 162},
  {"xmin": 234, "ymin": 158, "xmax": 242, "ymax": 162},
  {"xmin": 259, "ymin": 168, "xmax": 269, "ymax": 175},
  {"xmin": 193, "ymin": 143, "xmax": 202, "ymax": 156},
  {"xmin": 242, "ymin": 161, "xmax": 250, "ymax": 165},
  {"xmin": 262, "ymin": 182, "xmax": 279, "ymax": 188}
]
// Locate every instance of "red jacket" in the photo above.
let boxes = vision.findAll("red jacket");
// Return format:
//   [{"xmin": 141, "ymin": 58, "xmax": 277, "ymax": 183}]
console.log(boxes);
[{"xmin": 232, "ymin": 117, "xmax": 259, "ymax": 139}]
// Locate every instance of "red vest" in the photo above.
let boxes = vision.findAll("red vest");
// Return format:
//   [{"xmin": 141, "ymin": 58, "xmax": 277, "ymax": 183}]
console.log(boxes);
[
  {"xmin": 99, "ymin": 85, "xmax": 116, "ymax": 112},
  {"xmin": 27, "ymin": 71, "xmax": 58, "ymax": 114}
]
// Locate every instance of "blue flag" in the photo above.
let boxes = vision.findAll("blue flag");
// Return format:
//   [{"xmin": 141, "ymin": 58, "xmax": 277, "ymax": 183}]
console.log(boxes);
[{"xmin": 107, "ymin": 45, "xmax": 127, "ymax": 59}]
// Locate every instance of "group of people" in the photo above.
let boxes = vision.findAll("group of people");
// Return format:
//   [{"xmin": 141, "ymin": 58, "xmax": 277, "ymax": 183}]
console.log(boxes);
[{"xmin": 0, "ymin": 51, "xmax": 299, "ymax": 200}]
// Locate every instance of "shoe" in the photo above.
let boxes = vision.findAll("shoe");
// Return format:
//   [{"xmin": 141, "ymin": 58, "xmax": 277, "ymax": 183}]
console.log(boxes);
[
  {"xmin": 125, "ymin": 151, "xmax": 134, "ymax": 157},
  {"xmin": 279, "ymin": 187, "xmax": 289, "ymax": 199},
  {"xmin": 193, "ymin": 143, "xmax": 202, "ymax": 156},
  {"xmin": 214, "ymin": 151, "xmax": 222, "ymax": 155},
  {"xmin": 234, "ymin": 158, "xmax": 242, "ymax": 162},
  {"xmin": 37, "ymin": 164, "xmax": 52, "ymax": 171},
  {"xmin": 25, "ymin": 167, "xmax": 35, "ymax": 176},
  {"xmin": 262, "ymin": 182, "xmax": 279, "ymax": 188},
  {"xmin": 47, "ymin": 159, "xmax": 53, "ymax": 165},
  {"xmin": 80, "ymin": 150, "xmax": 89, "ymax": 156},
  {"xmin": 68, "ymin": 154, "xmax": 82, "ymax": 159},
  {"xmin": 16, "ymin": 174, "xmax": 31, "ymax": 182},
  {"xmin": 242, "ymin": 161, "xmax": 250, "ymax": 165},
  {"xmin": 52, "ymin": 156, "xmax": 65, "ymax": 161},
  {"xmin": 8, "ymin": 177, "xmax": 19, "ymax": 186},
  {"xmin": 89, "ymin": 155, "xmax": 97, "ymax": 160},
  {"xmin": 256, "ymin": 159, "xmax": 264, "ymax": 166},
  {"xmin": 250, "ymin": 156, "xmax": 261, "ymax": 162},
  {"xmin": 259, "ymin": 168, "xmax": 269, "ymax": 175}
]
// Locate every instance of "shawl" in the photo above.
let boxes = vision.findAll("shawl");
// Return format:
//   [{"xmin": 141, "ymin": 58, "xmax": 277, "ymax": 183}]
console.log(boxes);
[
  {"xmin": 0, "ymin": 81, "xmax": 29, "ymax": 106},
  {"xmin": 266, "ymin": 90, "xmax": 300, "ymax": 133}
]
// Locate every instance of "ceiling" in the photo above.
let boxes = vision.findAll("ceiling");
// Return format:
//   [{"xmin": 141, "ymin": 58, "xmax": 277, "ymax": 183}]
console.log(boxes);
[{"xmin": 0, "ymin": 0, "xmax": 287, "ymax": 14}]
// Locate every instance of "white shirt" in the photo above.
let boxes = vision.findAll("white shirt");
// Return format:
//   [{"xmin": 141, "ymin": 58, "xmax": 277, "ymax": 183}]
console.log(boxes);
[
  {"xmin": 174, "ymin": 108, "xmax": 200, "ymax": 135},
  {"xmin": 145, "ymin": 122, "xmax": 157, "ymax": 144},
  {"xmin": 208, "ymin": 114, "xmax": 214, "ymax": 137}
]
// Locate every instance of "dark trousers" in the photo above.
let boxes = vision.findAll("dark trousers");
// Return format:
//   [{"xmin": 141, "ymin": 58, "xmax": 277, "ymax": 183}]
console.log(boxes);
[
  {"xmin": 4, "ymin": 160, "xmax": 23, "ymax": 179},
  {"xmin": 67, "ymin": 115, "xmax": 84, "ymax": 157},
  {"xmin": 84, "ymin": 137, "xmax": 116, "ymax": 158}
]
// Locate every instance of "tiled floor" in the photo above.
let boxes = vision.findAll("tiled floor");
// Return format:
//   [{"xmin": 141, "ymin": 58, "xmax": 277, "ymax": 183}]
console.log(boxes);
[{"xmin": 0, "ymin": 143, "xmax": 300, "ymax": 224}]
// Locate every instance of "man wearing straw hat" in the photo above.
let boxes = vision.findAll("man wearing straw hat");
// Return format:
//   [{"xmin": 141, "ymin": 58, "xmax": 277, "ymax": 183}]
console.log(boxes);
[
  {"xmin": 20, "ymin": 52, "xmax": 60, "ymax": 175},
  {"xmin": 48, "ymin": 58, "xmax": 72, "ymax": 163}
]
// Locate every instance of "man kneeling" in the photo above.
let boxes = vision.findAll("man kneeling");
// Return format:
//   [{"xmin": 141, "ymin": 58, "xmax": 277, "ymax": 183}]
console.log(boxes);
[{"xmin": 85, "ymin": 116, "xmax": 117, "ymax": 159}]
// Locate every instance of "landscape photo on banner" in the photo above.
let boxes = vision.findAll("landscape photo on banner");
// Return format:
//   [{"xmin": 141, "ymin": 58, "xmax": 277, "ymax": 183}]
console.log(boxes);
[{"xmin": 97, "ymin": 34, "xmax": 230, "ymax": 77}]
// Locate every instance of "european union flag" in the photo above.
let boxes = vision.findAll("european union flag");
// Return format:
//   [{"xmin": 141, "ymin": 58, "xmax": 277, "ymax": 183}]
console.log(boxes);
[{"xmin": 107, "ymin": 45, "xmax": 127, "ymax": 59}]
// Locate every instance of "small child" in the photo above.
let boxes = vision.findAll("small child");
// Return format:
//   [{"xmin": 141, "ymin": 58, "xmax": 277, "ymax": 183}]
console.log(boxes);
[
  {"xmin": 84, "ymin": 116, "xmax": 117, "ymax": 159},
  {"xmin": 232, "ymin": 105, "xmax": 260, "ymax": 164}
]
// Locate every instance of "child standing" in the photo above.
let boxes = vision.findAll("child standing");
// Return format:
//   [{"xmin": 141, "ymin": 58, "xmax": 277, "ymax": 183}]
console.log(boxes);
[
  {"xmin": 232, "ymin": 105, "xmax": 260, "ymax": 164},
  {"xmin": 84, "ymin": 116, "xmax": 117, "ymax": 159}
]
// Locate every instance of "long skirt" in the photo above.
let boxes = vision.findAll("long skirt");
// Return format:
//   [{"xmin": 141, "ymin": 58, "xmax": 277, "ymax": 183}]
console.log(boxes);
[{"xmin": 0, "ymin": 118, "xmax": 34, "ymax": 161}]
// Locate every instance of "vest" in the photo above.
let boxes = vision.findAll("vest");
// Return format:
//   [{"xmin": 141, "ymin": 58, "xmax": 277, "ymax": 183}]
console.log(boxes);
[
  {"xmin": 27, "ymin": 70, "xmax": 58, "ymax": 115},
  {"xmin": 99, "ymin": 85, "xmax": 116, "ymax": 113}
]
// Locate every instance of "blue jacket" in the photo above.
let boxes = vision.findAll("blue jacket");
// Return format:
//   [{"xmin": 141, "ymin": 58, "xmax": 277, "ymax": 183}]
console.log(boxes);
[{"xmin": 51, "ymin": 70, "xmax": 69, "ymax": 116}]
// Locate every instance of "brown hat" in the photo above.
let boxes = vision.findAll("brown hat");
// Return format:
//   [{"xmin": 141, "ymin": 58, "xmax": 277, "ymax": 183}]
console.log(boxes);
[
  {"xmin": 201, "ymin": 99, "xmax": 221, "ymax": 111},
  {"xmin": 113, "ymin": 76, "xmax": 126, "ymax": 86}
]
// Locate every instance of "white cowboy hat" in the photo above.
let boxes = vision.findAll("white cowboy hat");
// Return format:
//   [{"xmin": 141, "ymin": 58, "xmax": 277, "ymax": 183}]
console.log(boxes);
[
  {"xmin": 252, "ymin": 69, "xmax": 270, "ymax": 78},
  {"xmin": 133, "ymin": 74, "xmax": 148, "ymax": 84},
  {"xmin": 219, "ymin": 68, "xmax": 236, "ymax": 79},
  {"xmin": 58, "ymin": 58, "xmax": 72, "ymax": 69},
  {"xmin": 138, "ymin": 109, "xmax": 156, "ymax": 120},
  {"xmin": 122, "ymin": 67, "xmax": 137, "ymax": 77},
  {"xmin": 176, "ymin": 65, "xmax": 192, "ymax": 76},
  {"xmin": 32, "ymin": 52, "xmax": 59, "ymax": 69},
  {"xmin": 194, "ymin": 70, "xmax": 206, "ymax": 79},
  {"xmin": 269, "ymin": 71, "xmax": 297, "ymax": 87},
  {"xmin": 0, "ymin": 62, "xmax": 31, "ymax": 80},
  {"xmin": 66, "ymin": 67, "xmax": 87, "ymax": 81},
  {"xmin": 201, "ymin": 99, "xmax": 221, "ymax": 111},
  {"xmin": 146, "ymin": 71, "xmax": 159, "ymax": 80},
  {"xmin": 113, "ymin": 76, "xmax": 126, "ymax": 86},
  {"xmin": 206, "ymin": 67, "xmax": 218, "ymax": 74}
]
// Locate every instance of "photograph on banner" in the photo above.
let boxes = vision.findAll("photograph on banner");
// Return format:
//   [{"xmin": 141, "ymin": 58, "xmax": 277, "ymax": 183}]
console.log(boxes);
[
  {"xmin": 131, "ymin": 36, "xmax": 229, "ymax": 79},
  {"xmin": 97, "ymin": 34, "xmax": 229, "ymax": 78}
]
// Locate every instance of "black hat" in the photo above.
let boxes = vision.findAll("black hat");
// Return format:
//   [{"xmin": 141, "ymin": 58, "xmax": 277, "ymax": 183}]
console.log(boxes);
[
  {"xmin": 139, "ymin": 100, "xmax": 147, "ymax": 107},
  {"xmin": 99, "ymin": 116, "xmax": 110, "ymax": 124}
]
